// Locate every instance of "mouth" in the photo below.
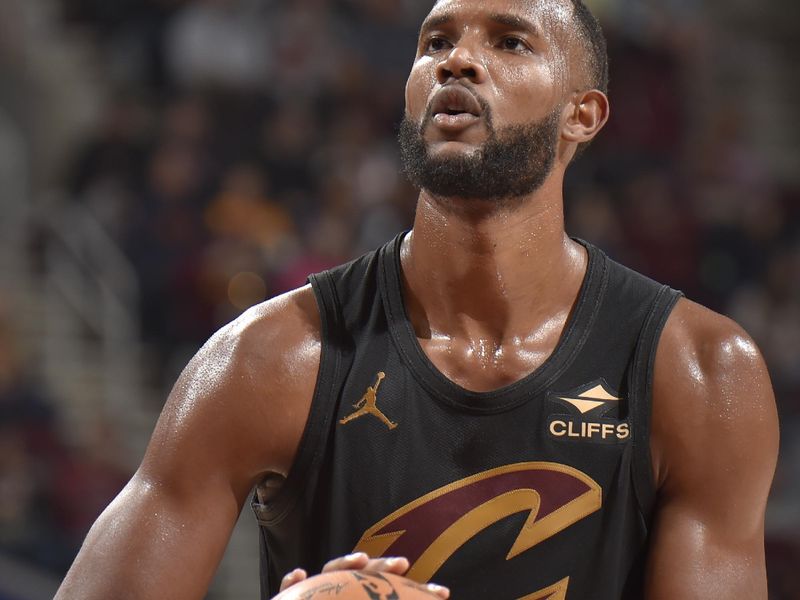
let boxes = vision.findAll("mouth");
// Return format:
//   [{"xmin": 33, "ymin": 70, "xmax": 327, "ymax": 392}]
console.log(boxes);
[
  {"xmin": 427, "ymin": 86, "xmax": 483, "ymax": 132},
  {"xmin": 430, "ymin": 86, "xmax": 483, "ymax": 117}
]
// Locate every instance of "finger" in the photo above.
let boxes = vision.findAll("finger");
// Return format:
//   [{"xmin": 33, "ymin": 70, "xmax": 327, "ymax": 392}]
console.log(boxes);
[
  {"xmin": 322, "ymin": 552, "xmax": 370, "ymax": 573},
  {"xmin": 279, "ymin": 568, "xmax": 307, "ymax": 592},
  {"xmin": 425, "ymin": 583, "xmax": 450, "ymax": 599},
  {"xmin": 363, "ymin": 556, "xmax": 410, "ymax": 575}
]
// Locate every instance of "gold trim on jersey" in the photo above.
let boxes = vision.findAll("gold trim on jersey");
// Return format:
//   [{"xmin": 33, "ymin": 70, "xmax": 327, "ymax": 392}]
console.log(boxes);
[
  {"xmin": 353, "ymin": 462, "xmax": 601, "ymax": 591},
  {"xmin": 518, "ymin": 576, "xmax": 570, "ymax": 600}
]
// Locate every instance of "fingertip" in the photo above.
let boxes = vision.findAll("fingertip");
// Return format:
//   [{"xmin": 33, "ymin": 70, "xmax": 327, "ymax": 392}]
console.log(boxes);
[
  {"xmin": 283, "ymin": 569, "xmax": 305, "ymax": 581},
  {"xmin": 390, "ymin": 556, "xmax": 409, "ymax": 566},
  {"xmin": 426, "ymin": 583, "xmax": 450, "ymax": 598},
  {"xmin": 383, "ymin": 556, "xmax": 410, "ymax": 574},
  {"xmin": 345, "ymin": 552, "xmax": 368, "ymax": 562},
  {"xmin": 279, "ymin": 568, "xmax": 307, "ymax": 592},
  {"xmin": 323, "ymin": 553, "xmax": 368, "ymax": 572}
]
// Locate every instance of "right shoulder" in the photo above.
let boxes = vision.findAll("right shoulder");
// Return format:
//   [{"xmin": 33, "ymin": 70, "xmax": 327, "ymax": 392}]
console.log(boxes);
[
  {"xmin": 140, "ymin": 284, "xmax": 322, "ymax": 491},
  {"xmin": 208, "ymin": 283, "xmax": 322, "ymax": 386}
]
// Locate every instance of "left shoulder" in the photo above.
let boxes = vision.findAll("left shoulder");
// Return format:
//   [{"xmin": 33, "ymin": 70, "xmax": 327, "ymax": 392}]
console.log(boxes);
[
  {"xmin": 650, "ymin": 297, "xmax": 779, "ymax": 493},
  {"xmin": 643, "ymin": 299, "xmax": 778, "ymax": 598},
  {"xmin": 657, "ymin": 297, "xmax": 769, "ymax": 388}
]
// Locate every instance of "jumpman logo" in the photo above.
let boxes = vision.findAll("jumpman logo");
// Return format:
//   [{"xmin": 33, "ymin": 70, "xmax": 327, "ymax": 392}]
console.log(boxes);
[{"xmin": 339, "ymin": 372, "xmax": 397, "ymax": 430}]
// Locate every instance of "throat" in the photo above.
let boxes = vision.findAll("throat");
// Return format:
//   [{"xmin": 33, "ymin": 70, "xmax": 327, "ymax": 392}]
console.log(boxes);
[
  {"xmin": 397, "ymin": 233, "xmax": 590, "ymax": 394},
  {"xmin": 406, "ymin": 271, "xmax": 581, "ymax": 393}
]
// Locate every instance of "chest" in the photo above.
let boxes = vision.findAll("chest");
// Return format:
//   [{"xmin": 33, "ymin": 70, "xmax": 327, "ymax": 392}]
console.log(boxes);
[
  {"xmin": 323, "ymin": 359, "xmax": 642, "ymax": 598},
  {"xmin": 416, "ymin": 332, "xmax": 563, "ymax": 393}
]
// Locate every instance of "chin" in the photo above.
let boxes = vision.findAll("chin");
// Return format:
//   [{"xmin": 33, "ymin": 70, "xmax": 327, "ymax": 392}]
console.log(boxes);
[{"xmin": 426, "ymin": 139, "xmax": 482, "ymax": 157}]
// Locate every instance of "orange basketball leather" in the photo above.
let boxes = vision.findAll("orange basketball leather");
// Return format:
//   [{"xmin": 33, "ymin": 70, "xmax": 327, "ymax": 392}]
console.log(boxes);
[{"xmin": 273, "ymin": 570, "xmax": 441, "ymax": 600}]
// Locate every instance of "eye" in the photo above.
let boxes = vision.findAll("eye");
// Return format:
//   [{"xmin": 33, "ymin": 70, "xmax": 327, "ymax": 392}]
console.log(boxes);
[
  {"xmin": 499, "ymin": 36, "xmax": 530, "ymax": 53},
  {"xmin": 425, "ymin": 36, "xmax": 452, "ymax": 53}
]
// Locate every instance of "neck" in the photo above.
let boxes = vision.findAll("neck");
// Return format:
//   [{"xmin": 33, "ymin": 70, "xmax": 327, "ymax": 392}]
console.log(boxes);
[{"xmin": 401, "ymin": 178, "xmax": 587, "ymax": 344}]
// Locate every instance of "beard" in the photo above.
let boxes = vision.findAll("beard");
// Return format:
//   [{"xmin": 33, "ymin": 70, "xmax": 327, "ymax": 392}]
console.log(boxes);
[{"xmin": 398, "ymin": 104, "xmax": 560, "ymax": 202}]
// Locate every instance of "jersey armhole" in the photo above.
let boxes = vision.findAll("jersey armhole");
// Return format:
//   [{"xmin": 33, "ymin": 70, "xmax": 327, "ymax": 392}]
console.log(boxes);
[
  {"xmin": 252, "ymin": 274, "xmax": 343, "ymax": 526},
  {"xmin": 629, "ymin": 286, "xmax": 682, "ymax": 527}
]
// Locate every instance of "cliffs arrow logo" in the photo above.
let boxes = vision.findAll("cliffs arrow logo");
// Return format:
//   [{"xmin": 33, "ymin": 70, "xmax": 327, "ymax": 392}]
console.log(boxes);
[
  {"xmin": 548, "ymin": 380, "xmax": 630, "ymax": 443},
  {"xmin": 556, "ymin": 382, "xmax": 620, "ymax": 415}
]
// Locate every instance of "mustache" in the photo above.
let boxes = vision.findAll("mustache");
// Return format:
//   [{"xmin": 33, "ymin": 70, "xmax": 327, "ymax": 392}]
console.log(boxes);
[{"xmin": 419, "ymin": 85, "xmax": 493, "ymax": 131}]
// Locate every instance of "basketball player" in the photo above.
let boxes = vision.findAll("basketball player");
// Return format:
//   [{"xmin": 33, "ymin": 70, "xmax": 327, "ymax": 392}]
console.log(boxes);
[{"xmin": 55, "ymin": 0, "xmax": 779, "ymax": 598}]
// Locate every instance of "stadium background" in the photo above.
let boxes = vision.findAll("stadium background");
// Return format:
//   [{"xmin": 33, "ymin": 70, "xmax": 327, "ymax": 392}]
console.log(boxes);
[{"xmin": 0, "ymin": 0, "xmax": 798, "ymax": 597}]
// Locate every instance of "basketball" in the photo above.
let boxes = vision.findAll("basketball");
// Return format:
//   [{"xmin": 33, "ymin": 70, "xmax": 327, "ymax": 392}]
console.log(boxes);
[{"xmin": 273, "ymin": 571, "xmax": 441, "ymax": 600}]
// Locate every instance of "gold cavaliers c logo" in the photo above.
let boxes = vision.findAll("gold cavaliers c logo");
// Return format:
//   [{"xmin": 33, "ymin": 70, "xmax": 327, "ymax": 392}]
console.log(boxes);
[{"xmin": 352, "ymin": 462, "xmax": 601, "ymax": 600}]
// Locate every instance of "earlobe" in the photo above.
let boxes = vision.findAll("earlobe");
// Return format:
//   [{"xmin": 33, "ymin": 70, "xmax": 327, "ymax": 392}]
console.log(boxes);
[{"xmin": 561, "ymin": 90, "xmax": 610, "ymax": 144}]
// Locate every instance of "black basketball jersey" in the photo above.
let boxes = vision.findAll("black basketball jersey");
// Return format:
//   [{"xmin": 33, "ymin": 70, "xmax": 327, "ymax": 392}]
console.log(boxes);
[{"xmin": 253, "ymin": 232, "xmax": 682, "ymax": 599}]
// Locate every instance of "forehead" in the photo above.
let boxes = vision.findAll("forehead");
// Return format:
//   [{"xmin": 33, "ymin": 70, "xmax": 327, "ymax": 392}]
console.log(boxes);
[{"xmin": 423, "ymin": 0, "xmax": 574, "ymax": 36}]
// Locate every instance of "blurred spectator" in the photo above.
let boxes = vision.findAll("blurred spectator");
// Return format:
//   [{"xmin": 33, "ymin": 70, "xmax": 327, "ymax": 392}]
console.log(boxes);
[
  {"xmin": 205, "ymin": 162, "xmax": 294, "ymax": 252},
  {"xmin": 728, "ymin": 243, "xmax": 800, "ymax": 406},
  {"xmin": 47, "ymin": 419, "xmax": 130, "ymax": 553},
  {"xmin": 166, "ymin": 0, "xmax": 273, "ymax": 91},
  {"xmin": 273, "ymin": 209, "xmax": 353, "ymax": 293},
  {"xmin": 617, "ymin": 170, "xmax": 700, "ymax": 294},
  {"xmin": 268, "ymin": 0, "xmax": 344, "ymax": 100},
  {"xmin": 66, "ymin": 93, "xmax": 153, "ymax": 238},
  {"xmin": 0, "ymin": 313, "xmax": 95, "ymax": 573},
  {"xmin": 564, "ymin": 186, "xmax": 628, "ymax": 262},
  {"xmin": 202, "ymin": 162, "xmax": 295, "ymax": 321},
  {"xmin": 767, "ymin": 537, "xmax": 800, "ymax": 600},
  {"xmin": 124, "ymin": 136, "xmax": 211, "ymax": 383},
  {"xmin": 259, "ymin": 101, "xmax": 319, "ymax": 197}
]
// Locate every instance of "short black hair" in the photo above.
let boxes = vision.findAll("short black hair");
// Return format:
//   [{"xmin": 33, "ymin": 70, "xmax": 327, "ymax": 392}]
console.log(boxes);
[{"xmin": 569, "ymin": 0, "xmax": 609, "ymax": 94}]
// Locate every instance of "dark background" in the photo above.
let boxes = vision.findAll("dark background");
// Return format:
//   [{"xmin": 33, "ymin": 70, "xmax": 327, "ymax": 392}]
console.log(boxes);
[{"xmin": 0, "ymin": 0, "xmax": 797, "ymax": 598}]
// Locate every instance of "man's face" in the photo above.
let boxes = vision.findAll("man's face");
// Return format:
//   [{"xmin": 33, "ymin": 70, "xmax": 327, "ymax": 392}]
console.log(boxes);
[{"xmin": 400, "ymin": 0, "xmax": 575, "ymax": 200}]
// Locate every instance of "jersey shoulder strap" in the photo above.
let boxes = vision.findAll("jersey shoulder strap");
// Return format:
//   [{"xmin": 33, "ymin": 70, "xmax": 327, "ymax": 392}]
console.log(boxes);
[
  {"xmin": 598, "ymin": 250, "xmax": 683, "ymax": 517},
  {"xmin": 253, "ymin": 240, "xmax": 389, "ymax": 524}
]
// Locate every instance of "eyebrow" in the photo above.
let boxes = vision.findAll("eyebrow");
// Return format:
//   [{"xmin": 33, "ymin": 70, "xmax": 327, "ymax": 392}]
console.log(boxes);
[
  {"xmin": 419, "ymin": 12, "xmax": 542, "ymax": 39},
  {"xmin": 487, "ymin": 13, "xmax": 542, "ymax": 37},
  {"xmin": 418, "ymin": 14, "xmax": 452, "ymax": 38}
]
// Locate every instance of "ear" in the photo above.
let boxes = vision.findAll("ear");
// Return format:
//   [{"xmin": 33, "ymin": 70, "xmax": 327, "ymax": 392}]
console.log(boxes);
[{"xmin": 561, "ymin": 89, "xmax": 610, "ymax": 144}]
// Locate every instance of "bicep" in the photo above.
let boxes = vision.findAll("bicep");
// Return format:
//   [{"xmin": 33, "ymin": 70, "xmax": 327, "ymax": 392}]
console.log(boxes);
[
  {"xmin": 645, "ymin": 493, "xmax": 767, "ymax": 599},
  {"xmin": 56, "ymin": 343, "xmax": 262, "ymax": 600},
  {"xmin": 646, "ymin": 301, "xmax": 779, "ymax": 599},
  {"xmin": 56, "ymin": 293, "xmax": 320, "ymax": 599}
]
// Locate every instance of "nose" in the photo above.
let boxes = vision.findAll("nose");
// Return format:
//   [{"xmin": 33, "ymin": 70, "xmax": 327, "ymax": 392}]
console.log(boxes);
[{"xmin": 436, "ymin": 45, "xmax": 487, "ymax": 84}]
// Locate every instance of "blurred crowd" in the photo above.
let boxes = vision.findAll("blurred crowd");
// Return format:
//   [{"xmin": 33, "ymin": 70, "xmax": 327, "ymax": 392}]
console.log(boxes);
[
  {"xmin": 0, "ymin": 314, "xmax": 129, "ymax": 577},
  {"xmin": 61, "ymin": 0, "xmax": 426, "ymax": 385},
  {"xmin": 1, "ymin": 0, "xmax": 798, "ymax": 597}
]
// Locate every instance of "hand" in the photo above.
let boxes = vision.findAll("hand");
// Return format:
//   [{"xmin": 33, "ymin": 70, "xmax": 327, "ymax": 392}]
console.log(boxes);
[{"xmin": 279, "ymin": 552, "xmax": 450, "ymax": 598}]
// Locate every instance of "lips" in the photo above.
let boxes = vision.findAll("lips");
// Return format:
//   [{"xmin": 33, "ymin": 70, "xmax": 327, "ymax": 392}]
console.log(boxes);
[
  {"xmin": 427, "ymin": 86, "xmax": 484, "ymax": 133},
  {"xmin": 429, "ymin": 86, "xmax": 483, "ymax": 119}
]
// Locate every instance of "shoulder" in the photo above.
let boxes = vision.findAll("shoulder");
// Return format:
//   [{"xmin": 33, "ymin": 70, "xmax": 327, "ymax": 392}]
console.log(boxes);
[
  {"xmin": 208, "ymin": 283, "xmax": 322, "ymax": 379},
  {"xmin": 655, "ymin": 297, "xmax": 767, "ymax": 392},
  {"xmin": 177, "ymin": 284, "xmax": 321, "ymax": 412},
  {"xmin": 650, "ymin": 297, "xmax": 779, "ymax": 500},
  {"xmin": 141, "ymin": 284, "xmax": 322, "ymax": 488}
]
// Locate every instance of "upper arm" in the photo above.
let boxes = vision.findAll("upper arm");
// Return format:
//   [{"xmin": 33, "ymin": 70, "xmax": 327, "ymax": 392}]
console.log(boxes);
[
  {"xmin": 645, "ymin": 298, "xmax": 779, "ymax": 599},
  {"xmin": 56, "ymin": 286, "xmax": 321, "ymax": 600},
  {"xmin": 139, "ymin": 285, "xmax": 321, "ymax": 498}
]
